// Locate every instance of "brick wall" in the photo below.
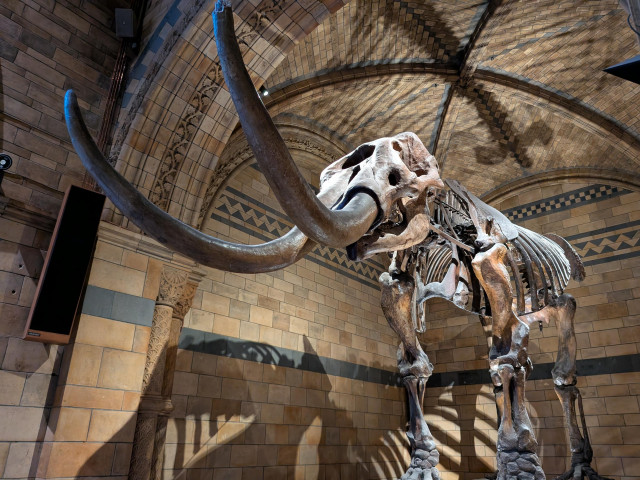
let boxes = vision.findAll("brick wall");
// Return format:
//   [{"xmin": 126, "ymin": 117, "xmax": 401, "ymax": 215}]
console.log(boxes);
[
  {"xmin": 161, "ymin": 158, "xmax": 406, "ymax": 479},
  {"xmin": 0, "ymin": 1, "xmax": 121, "ymax": 477}
]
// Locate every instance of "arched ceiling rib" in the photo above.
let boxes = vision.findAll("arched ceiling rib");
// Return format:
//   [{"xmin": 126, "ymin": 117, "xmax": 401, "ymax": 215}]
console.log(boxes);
[{"xmin": 256, "ymin": 0, "xmax": 640, "ymax": 196}]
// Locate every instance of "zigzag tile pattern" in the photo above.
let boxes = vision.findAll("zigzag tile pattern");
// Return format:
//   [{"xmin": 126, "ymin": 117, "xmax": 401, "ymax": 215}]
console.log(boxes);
[
  {"xmin": 566, "ymin": 220, "xmax": 640, "ymax": 267},
  {"xmin": 504, "ymin": 184, "xmax": 630, "ymax": 222},
  {"xmin": 212, "ymin": 188, "xmax": 385, "ymax": 288},
  {"xmin": 213, "ymin": 181, "xmax": 637, "ymax": 282},
  {"xmin": 573, "ymin": 229, "xmax": 640, "ymax": 255}
]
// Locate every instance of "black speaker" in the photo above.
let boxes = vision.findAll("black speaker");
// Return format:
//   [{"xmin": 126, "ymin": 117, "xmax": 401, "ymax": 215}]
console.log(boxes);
[{"xmin": 24, "ymin": 185, "xmax": 105, "ymax": 344}]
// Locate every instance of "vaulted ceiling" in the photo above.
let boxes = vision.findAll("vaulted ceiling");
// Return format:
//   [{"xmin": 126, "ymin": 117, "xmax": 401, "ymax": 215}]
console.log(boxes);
[{"xmin": 105, "ymin": 0, "xmax": 640, "ymax": 231}]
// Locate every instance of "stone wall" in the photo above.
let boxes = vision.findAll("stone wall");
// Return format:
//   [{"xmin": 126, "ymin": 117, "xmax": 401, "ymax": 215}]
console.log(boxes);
[{"xmin": 0, "ymin": 1, "xmax": 120, "ymax": 476}]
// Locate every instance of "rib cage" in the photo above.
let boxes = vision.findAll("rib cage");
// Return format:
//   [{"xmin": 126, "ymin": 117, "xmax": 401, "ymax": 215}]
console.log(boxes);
[{"xmin": 415, "ymin": 192, "xmax": 581, "ymax": 319}]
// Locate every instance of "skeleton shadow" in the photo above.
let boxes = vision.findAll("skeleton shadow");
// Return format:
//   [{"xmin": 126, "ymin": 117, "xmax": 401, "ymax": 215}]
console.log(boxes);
[
  {"xmin": 420, "ymin": 302, "xmax": 570, "ymax": 478},
  {"xmin": 419, "ymin": 316, "xmax": 500, "ymax": 478},
  {"xmin": 464, "ymin": 84, "xmax": 554, "ymax": 169},
  {"xmin": 76, "ymin": 332, "xmax": 409, "ymax": 478},
  {"xmin": 374, "ymin": 0, "xmax": 462, "ymax": 63}
]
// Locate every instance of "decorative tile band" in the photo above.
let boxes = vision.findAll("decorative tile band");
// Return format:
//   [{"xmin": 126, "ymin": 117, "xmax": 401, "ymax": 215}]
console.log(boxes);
[
  {"xmin": 212, "ymin": 186, "xmax": 385, "ymax": 289},
  {"xmin": 213, "ymin": 180, "xmax": 637, "ymax": 286},
  {"xmin": 566, "ymin": 219, "xmax": 640, "ymax": 267},
  {"xmin": 501, "ymin": 183, "xmax": 639, "ymax": 267},
  {"xmin": 503, "ymin": 184, "xmax": 630, "ymax": 222}
]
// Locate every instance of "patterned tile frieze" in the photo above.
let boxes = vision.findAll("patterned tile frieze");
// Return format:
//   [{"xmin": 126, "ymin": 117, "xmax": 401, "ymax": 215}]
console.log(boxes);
[
  {"xmin": 566, "ymin": 219, "xmax": 640, "ymax": 267},
  {"xmin": 212, "ymin": 179, "xmax": 637, "ymax": 283},
  {"xmin": 503, "ymin": 184, "xmax": 630, "ymax": 222},
  {"xmin": 212, "ymin": 186, "xmax": 385, "ymax": 289}
]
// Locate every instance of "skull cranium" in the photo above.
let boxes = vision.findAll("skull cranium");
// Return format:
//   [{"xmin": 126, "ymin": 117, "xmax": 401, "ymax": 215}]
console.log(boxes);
[{"xmin": 319, "ymin": 132, "xmax": 444, "ymax": 261}]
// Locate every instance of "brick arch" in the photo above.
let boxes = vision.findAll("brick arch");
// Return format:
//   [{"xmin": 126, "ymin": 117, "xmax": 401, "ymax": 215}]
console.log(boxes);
[
  {"xmin": 109, "ymin": 0, "xmax": 349, "ymax": 229},
  {"xmin": 197, "ymin": 117, "xmax": 348, "ymax": 229}
]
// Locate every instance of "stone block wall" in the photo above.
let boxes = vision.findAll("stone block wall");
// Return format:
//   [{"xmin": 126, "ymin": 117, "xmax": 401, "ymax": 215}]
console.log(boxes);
[
  {"xmin": 0, "ymin": 1, "xmax": 121, "ymax": 476},
  {"xmin": 0, "ymin": 0, "xmax": 119, "ymax": 216},
  {"xmin": 36, "ymin": 225, "xmax": 154, "ymax": 478},
  {"xmin": 33, "ymin": 223, "xmax": 203, "ymax": 478}
]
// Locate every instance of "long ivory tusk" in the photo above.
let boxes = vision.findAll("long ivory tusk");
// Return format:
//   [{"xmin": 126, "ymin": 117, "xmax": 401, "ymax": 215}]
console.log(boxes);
[
  {"xmin": 213, "ymin": 2, "xmax": 379, "ymax": 247},
  {"xmin": 65, "ymin": 90, "xmax": 315, "ymax": 273}
]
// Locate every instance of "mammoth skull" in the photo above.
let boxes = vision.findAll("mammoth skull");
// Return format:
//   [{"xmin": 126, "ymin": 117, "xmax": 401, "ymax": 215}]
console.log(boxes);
[{"xmin": 319, "ymin": 133, "xmax": 444, "ymax": 262}]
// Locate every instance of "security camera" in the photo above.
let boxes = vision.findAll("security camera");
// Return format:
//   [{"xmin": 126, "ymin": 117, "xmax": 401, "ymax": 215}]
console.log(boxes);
[{"xmin": 0, "ymin": 154, "xmax": 12, "ymax": 171}]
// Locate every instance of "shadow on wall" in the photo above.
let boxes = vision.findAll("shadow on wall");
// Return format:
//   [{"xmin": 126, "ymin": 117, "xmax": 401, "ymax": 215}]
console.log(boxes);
[
  {"xmin": 420, "ymin": 303, "xmax": 573, "ymax": 479},
  {"xmin": 77, "ymin": 334, "xmax": 409, "ymax": 479},
  {"xmin": 427, "ymin": 385, "xmax": 498, "ymax": 476}
]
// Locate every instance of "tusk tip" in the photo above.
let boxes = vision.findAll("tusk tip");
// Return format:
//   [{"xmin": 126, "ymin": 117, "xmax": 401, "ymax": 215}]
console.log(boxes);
[
  {"xmin": 64, "ymin": 90, "xmax": 80, "ymax": 120},
  {"xmin": 64, "ymin": 89, "xmax": 77, "ymax": 105},
  {"xmin": 214, "ymin": 0, "xmax": 231, "ymax": 13}
]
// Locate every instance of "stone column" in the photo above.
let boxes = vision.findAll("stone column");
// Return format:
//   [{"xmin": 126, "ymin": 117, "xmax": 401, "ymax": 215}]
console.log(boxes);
[
  {"xmin": 128, "ymin": 267, "xmax": 196, "ymax": 480},
  {"xmin": 150, "ymin": 280, "xmax": 197, "ymax": 479}
]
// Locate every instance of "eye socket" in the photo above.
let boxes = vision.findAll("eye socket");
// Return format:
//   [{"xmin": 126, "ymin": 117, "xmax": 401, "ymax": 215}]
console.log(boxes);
[
  {"xmin": 342, "ymin": 144, "xmax": 375, "ymax": 169},
  {"xmin": 392, "ymin": 141, "xmax": 402, "ymax": 152},
  {"xmin": 388, "ymin": 170, "xmax": 400, "ymax": 186},
  {"xmin": 485, "ymin": 216, "xmax": 494, "ymax": 234}
]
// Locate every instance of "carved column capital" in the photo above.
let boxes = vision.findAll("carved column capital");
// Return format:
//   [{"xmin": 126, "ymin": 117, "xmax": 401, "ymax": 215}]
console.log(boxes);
[
  {"xmin": 157, "ymin": 267, "xmax": 189, "ymax": 307},
  {"xmin": 172, "ymin": 281, "xmax": 198, "ymax": 323}
]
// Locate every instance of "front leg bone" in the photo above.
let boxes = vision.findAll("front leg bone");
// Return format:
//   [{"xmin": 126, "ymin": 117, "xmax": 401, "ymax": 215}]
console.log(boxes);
[
  {"xmin": 381, "ymin": 271, "xmax": 432, "ymax": 378},
  {"xmin": 472, "ymin": 244, "xmax": 545, "ymax": 480},
  {"xmin": 380, "ymin": 268, "xmax": 440, "ymax": 480}
]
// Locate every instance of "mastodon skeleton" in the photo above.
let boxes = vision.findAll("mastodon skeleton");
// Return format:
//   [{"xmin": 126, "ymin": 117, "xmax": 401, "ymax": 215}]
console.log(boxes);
[
  {"xmin": 63, "ymin": 2, "xmax": 607, "ymax": 480},
  {"xmin": 349, "ymin": 179, "xmax": 608, "ymax": 480}
]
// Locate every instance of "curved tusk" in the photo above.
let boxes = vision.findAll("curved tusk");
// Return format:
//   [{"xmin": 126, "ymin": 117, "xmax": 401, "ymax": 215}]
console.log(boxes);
[
  {"xmin": 65, "ymin": 90, "xmax": 315, "ymax": 273},
  {"xmin": 213, "ymin": 2, "xmax": 379, "ymax": 247}
]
